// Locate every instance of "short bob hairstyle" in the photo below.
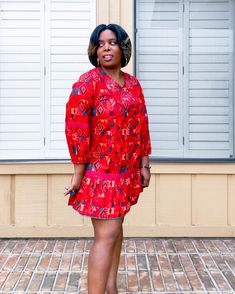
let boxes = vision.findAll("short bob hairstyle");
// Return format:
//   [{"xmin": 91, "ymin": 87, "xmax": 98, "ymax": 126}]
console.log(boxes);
[{"xmin": 88, "ymin": 24, "xmax": 132, "ymax": 68}]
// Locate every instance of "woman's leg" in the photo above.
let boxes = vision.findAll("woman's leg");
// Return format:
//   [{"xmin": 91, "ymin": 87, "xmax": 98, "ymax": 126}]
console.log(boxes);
[
  {"xmin": 105, "ymin": 218, "xmax": 124, "ymax": 294},
  {"xmin": 88, "ymin": 217, "xmax": 123, "ymax": 294}
]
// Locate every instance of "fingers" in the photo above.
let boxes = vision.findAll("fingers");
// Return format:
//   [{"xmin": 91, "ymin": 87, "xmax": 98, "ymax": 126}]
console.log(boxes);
[
  {"xmin": 64, "ymin": 186, "xmax": 76, "ymax": 196},
  {"xmin": 64, "ymin": 187, "xmax": 70, "ymax": 196},
  {"xmin": 141, "ymin": 176, "xmax": 150, "ymax": 188},
  {"xmin": 140, "ymin": 168, "xmax": 151, "ymax": 188},
  {"xmin": 64, "ymin": 174, "xmax": 83, "ymax": 197},
  {"xmin": 142, "ymin": 180, "xmax": 150, "ymax": 188}
]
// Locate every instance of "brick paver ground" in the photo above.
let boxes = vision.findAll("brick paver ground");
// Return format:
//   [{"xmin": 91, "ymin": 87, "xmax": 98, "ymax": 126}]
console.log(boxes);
[{"xmin": 0, "ymin": 238, "xmax": 234, "ymax": 293}]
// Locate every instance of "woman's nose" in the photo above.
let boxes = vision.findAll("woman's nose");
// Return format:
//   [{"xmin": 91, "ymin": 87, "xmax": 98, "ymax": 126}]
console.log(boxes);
[{"xmin": 103, "ymin": 42, "xmax": 110, "ymax": 50}]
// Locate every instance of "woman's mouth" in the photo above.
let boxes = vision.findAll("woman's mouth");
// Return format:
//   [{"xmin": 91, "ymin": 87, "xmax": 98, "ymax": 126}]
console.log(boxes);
[{"xmin": 103, "ymin": 54, "xmax": 113, "ymax": 61}]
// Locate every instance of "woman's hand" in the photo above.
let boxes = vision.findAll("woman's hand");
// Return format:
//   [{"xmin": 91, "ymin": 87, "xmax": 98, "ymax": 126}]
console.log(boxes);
[
  {"xmin": 64, "ymin": 173, "xmax": 83, "ymax": 196},
  {"xmin": 140, "ymin": 167, "xmax": 151, "ymax": 188},
  {"xmin": 64, "ymin": 163, "xmax": 85, "ymax": 196},
  {"xmin": 140, "ymin": 156, "xmax": 151, "ymax": 188}
]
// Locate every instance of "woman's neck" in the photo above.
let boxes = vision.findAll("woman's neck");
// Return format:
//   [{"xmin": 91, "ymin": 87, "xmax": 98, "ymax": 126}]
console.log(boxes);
[{"xmin": 100, "ymin": 66, "xmax": 123, "ymax": 80}]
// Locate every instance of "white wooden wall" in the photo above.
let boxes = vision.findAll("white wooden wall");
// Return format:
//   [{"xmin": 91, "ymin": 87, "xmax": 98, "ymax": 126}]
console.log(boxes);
[
  {"xmin": 0, "ymin": 163, "xmax": 235, "ymax": 237},
  {"xmin": 0, "ymin": 0, "xmax": 235, "ymax": 238}
]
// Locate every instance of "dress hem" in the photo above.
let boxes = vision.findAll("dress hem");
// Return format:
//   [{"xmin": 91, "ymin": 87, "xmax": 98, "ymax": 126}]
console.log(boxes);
[{"xmin": 71, "ymin": 199, "xmax": 138, "ymax": 220}]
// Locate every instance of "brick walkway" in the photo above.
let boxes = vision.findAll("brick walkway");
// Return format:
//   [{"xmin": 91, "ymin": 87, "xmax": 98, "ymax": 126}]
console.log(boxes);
[{"xmin": 0, "ymin": 238, "xmax": 234, "ymax": 293}]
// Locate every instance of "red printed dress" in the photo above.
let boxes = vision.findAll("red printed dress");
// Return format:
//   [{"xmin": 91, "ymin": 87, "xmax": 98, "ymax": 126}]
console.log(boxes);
[{"xmin": 65, "ymin": 67, "xmax": 151, "ymax": 219}]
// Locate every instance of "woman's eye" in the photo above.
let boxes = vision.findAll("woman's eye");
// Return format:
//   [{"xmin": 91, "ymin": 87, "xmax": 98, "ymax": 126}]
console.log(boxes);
[{"xmin": 98, "ymin": 40, "xmax": 117, "ymax": 47}]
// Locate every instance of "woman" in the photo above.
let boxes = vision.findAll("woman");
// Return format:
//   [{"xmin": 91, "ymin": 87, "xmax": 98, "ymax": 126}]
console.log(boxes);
[{"xmin": 64, "ymin": 24, "xmax": 151, "ymax": 294}]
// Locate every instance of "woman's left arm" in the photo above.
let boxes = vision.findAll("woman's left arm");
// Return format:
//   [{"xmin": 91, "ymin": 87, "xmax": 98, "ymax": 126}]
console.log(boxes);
[
  {"xmin": 138, "ymin": 83, "xmax": 152, "ymax": 187},
  {"xmin": 140, "ymin": 156, "xmax": 151, "ymax": 188},
  {"xmin": 139, "ymin": 95, "xmax": 151, "ymax": 158}
]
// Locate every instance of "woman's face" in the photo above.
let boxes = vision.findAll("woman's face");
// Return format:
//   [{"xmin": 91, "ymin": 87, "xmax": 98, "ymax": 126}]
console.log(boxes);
[{"xmin": 97, "ymin": 29, "xmax": 122, "ymax": 69}]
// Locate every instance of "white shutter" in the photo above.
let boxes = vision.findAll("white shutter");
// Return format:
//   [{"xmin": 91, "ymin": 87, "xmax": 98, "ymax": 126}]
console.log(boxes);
[
  {"xmin": 0, "ymin": 0, "xmax": 96, "ymax": 160},
  {"xmin": 0, "ymin": 0, "xmax": 44, "ymax": 160},
  {"xmin": 185, "ymin": 0, "xmax": 234, "ymax": 158},
  {"xmin": 44, "ymin": 0, "xmax": 96, "ymax": 159},
  {"xmin": 136, "ymin": 0, "xmax": 234, "ymax": 159},
  {"xmin": 136, "ymin": 0, "xmax": 184, "ymax": 157}
]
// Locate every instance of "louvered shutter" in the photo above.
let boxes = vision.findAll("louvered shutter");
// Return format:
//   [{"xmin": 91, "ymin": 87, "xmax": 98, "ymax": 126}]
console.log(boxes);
[
  {"xmin": 136, "ymin": 0, "xmax": 234, "ymax": 159},
  {"xmin": 0, "ymin": 0, "xmax": 44, "ymax": 160},
  {"xmin": 44, "ymin": 0, "xmax": 96, "ymax": 158},
  {"xmin": 136, "ymin": 0, "xmax": 184, "ymax": 157},
  {"xmin": 185, "ymin": 0, "xmax": 233, "ymax": 158},
  {"xmin": 0, "ymin": 0, "xmax": 95, "ymax": 160}
]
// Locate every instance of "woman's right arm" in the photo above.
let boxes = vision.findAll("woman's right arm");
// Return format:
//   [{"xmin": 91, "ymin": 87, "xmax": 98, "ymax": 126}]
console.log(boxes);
[
  {"xmin": 64, "ymin": 75, "xmax": 93, "ymax": 195},
  {"xmin": 64, "ymin": 163, "xmax": 85, "ymax": 196},
  {"xmin": 65, "ymin": 78, "xmax": 92, "ymax": 164}
]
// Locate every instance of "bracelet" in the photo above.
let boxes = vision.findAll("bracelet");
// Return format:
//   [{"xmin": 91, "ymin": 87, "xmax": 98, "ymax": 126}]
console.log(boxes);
[{"xmin": 140, "ymin": 165, "xmax": 151, "ymax": 169}]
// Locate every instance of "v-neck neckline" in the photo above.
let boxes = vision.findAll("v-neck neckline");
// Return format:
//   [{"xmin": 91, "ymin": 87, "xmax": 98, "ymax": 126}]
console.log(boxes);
[{"xmin": 99, "ymin": 67, "xmax": 126, "ymax": 88}]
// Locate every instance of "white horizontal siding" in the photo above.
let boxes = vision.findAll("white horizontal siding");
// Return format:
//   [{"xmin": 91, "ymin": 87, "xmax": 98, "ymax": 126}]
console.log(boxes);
[
  {"xmin": 0, "ymin": 0, "xmax": 96, "ymax": 160},
  {"xmin": 1, "ymin": 124, "xmax": 41, "ymax": 132},
  {"xmin": 136, "ymin": 0, "xmax": 183, "ymax": 157},
  {"xmin": 139, "ymin": 2, "xmax": 179, "ymax": 11},
  {"xmin": 190, "ymin": 98, "xmax": 229, "ymax": 106},
  {"xmin": 45, "ymin": 0, "xmax": 95, "ymax": 158},
  {"xmin": 186, "ymin": 0, "xmax": 233, "ymax": 158},
  {"xmin": 136, "ymin": 0, "xmax": 234, "ymax": 159},
  {"xmin": 0, "ymin": 0, "xmax": 38, "ymax": 2},
  {"xmin": 0, "ymin": 0, "xmax": 43, "ymax": 160}
]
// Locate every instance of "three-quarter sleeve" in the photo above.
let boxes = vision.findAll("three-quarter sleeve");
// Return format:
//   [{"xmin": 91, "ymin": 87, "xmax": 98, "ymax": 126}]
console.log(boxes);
[
  {"xmin": 139, "ymin": 85, "xmax": 152, "ymax": 157},
  {"xmin": 65, "ymin": 75, "xmax": 93, "ymax": 164}
]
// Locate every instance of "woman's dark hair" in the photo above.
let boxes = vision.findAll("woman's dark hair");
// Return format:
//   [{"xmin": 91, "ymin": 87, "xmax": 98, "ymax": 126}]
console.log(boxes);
[{"xmin": 88, "ymin": 23, "xmax": 132, "ymax": 68}]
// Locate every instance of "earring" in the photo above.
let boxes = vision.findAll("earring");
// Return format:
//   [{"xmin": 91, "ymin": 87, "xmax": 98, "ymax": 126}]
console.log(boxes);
[
  {"xmin": 97, "ymin": 58, "xmax": 100, "ymax": 67},
  {"xmin": 123, "ymin": 55, "xmax": 128, "ymax": 66}
]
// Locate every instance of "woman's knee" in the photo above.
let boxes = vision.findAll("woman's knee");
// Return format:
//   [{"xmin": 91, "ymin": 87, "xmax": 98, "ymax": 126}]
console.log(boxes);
[
  {"xmin": 92, "ymin": 218, "xmax": 123, "ymax": 246},
  {"xmin": 96, "ymin": 226, "xmax": 121, "ymax": 245}
]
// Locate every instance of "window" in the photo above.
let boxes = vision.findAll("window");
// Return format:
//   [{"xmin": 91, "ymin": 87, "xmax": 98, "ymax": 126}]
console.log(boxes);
[
  {"xmin": 136, "ymin": 0, "xmax": 234, "ymax": 159},
  {"xmin": 0, "ymin": 0, "xmax": 96, "ymax": 160}
]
